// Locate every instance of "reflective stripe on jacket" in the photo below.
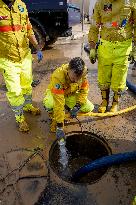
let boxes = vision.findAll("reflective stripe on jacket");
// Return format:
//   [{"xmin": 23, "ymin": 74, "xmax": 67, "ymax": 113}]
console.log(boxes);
[
  {"xmin": 88, "ymin": 0, "xmax": 136, "ymax": 44},
  {"xmin": 48, "ymin": 64, "xmax": 89, "ymax": 123},
  {"xmin": 0, "ymin": 0, "xmax": 34, "ymax": 62}
]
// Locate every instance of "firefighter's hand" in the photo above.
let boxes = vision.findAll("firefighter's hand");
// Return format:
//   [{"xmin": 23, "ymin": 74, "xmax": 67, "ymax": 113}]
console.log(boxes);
[
  {"xmin": 56, "ymin": 127, "xmax": 65, "ymax": 140},
  {"xmin": 70, "ymin": 104, "xmax": 81, "ymax": 118},
  {"xmin": 89, "ymin": 49, "xmax": 97, "ymax": 64},
  {"xmin": 37, "ymin": 50, "xmax": 43, "ymax": 62}
]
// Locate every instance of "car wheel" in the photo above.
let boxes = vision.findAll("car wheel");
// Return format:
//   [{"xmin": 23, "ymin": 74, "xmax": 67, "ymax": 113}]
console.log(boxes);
[{"xmin": 30, "ymin": 24, "xmax": 46, "ymax": 53}]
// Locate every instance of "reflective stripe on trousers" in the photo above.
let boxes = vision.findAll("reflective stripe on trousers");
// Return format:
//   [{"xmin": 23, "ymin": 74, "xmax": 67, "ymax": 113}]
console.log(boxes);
[
  {"xmin": 11, "ymin": 104, "xmax": 24, "ymax": 116},
  {"xmin": 23, "ymin": 94, "xmax": 32, "ymax": 106}
]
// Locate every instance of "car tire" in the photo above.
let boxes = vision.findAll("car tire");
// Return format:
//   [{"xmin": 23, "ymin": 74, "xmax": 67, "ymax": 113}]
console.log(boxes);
[
  {"xmin": 30, "ymin": 24, "xmax": 46, "ymax": 53},
  {"xmin": 46, "ymin": 37, "xmax": 57, "ymax": 46}
]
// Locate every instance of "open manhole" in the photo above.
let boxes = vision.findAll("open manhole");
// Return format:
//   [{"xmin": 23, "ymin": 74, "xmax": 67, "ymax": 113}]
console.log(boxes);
[{"xmin": 49, "ymin": 131, "xmax": 112, "ymax": 184}]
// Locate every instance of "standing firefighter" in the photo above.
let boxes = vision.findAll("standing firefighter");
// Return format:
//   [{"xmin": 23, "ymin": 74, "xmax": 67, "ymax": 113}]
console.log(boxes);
[
  {"xmin": 88, "ymin": 0, "xmax": 136, "ymax": 113},
  {"xmin": 0, "ymin": 0, "xmax": 43, "ymax": 132},
  {"xmin": 43, "ymin": 57, "xmax": 94, "ymax": 141},
  {"xmin": 132, "ymin": 196, "xmax": 136, "ymax": 205}
]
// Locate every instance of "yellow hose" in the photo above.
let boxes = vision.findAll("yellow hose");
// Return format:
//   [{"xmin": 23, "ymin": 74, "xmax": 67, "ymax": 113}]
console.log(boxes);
[{"xmin": 65, "ymin": 104, "xmax": 136, "ymax": 119}]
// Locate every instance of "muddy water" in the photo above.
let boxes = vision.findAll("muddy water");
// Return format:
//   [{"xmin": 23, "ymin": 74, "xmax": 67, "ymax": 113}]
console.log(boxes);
[{"xmin": 0, "ymin": 27, "xmax": 136, "ymax": 204}]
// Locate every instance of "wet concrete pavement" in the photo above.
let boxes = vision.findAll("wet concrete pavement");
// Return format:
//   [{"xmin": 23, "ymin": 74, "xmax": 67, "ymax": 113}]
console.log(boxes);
[{"xmin": 0, "ymin": 23, "xmax": 136, "ymax": 205}]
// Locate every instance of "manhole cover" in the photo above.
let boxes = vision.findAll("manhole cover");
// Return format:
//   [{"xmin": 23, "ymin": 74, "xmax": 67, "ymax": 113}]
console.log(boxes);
[{"xmin": 49, "ymin": 132, "xmax": 112, "ymax": 184}]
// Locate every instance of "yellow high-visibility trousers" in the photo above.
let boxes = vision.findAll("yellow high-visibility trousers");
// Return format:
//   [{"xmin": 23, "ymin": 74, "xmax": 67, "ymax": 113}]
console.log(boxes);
[
  {"xmin": 43, "ymin": 89, "xmax": 94, "ymax": 113},
  {"xmin": 0, "ymin": 52, "xmax": 33, "ymax": 115},
  {"xmin": 98, "ymin": 38, "xmax": 132, "ymax": 92}
]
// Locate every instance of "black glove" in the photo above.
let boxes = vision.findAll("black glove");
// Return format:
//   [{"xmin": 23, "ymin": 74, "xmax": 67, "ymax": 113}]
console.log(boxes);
[
  {"xmin": 56, "ymin": 124, "xmax": 65, "ymax": 141},
  {"xmin": 70, "ymin": 104, "xmax": 81, "ymax": 118}
]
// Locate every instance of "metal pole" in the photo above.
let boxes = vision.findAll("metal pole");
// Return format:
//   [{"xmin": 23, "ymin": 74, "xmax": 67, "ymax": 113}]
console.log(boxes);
[{"xmin": 82, "ymin": 0, "xmax": 85, "ymax": 32}]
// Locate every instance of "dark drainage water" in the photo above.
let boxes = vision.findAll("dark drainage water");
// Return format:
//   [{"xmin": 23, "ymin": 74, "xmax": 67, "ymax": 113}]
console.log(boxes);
[{"xmin": 49, "ymin": 131, "xmax": 112, "ymax": 184}]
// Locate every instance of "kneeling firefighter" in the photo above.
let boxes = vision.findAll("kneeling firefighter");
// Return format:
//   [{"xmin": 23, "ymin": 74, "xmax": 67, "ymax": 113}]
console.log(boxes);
[
  {"xmin": 43, "ymin": 57, "xmax": 94, "ymax": 141},
  {"xmin": 88, "ymin": 0, "xmax": 136, "ymax": 113}
]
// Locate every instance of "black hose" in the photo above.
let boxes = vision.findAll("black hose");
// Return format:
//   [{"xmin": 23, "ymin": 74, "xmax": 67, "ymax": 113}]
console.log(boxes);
[
  {"xmin": 71, "ymin": 151, "xmax": 136, "ymax": 182},
  {"xmin": 126, "ymin": 79, "xmax": 136, "ymax": 94}
]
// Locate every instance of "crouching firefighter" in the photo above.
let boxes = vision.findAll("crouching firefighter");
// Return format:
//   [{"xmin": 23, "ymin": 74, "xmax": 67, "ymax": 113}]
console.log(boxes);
[
  {"xmin": 88, "ymin": 0, "xmax": 136, "ymax": 113},
  {"xmin": 43, "ymin": 57, "xmax": 94, "ymax": 141}
]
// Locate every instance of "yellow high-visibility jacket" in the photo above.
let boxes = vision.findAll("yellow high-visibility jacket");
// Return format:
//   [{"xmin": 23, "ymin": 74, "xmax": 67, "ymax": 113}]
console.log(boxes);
[
  {"xmin": 0, "ymin": 0, "xmax": 34, "ymax": 62},
  {"xmin": 88, "ymin": 0, "xmax": 136, "ymax": 44},
  {"xmin": 48, "ymin": 64, "xmax": 89, "ymax": 123}
]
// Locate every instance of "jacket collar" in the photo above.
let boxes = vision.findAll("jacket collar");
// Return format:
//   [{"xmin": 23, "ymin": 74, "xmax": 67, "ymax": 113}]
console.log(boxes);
[
  {"xmin": 0, "ymin": 0, "xmax": 19, "ymax": 13},
  {"xmin": 0, "ymin": 0, "xmax": 8, "ymax": 8}
]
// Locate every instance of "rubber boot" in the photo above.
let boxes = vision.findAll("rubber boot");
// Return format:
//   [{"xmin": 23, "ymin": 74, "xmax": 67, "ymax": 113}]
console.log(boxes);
[
  {"xmin": 15, "ymin": 115, "xmax": 29, "ymax": 132},
  {"xmin": 110, "ymin": 92, "xmax": 121, "ymax": 113},
  {"xmin": 23, "ymin": 104, "xmax": 41, "ymax": 115},
  {"xmin": 98, "ymin": 89, "xmax": 109, "ymax": 113}
]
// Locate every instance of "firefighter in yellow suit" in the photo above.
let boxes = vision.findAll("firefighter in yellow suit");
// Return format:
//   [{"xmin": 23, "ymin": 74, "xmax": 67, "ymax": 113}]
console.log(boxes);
[
  {"xmin": 43, "ymin": 57, "xmax": 94, "ymax": 140},
  {"xmin": 88, "ymin": 0, "xmax": 136, "ymax": 113},
  {"xmin": 0, "ymin": 0, "xmax": 43, "ymax": 132},
  {"xmin": 132, "ymin": 196, "xmax": 136, "ymax": 205}
]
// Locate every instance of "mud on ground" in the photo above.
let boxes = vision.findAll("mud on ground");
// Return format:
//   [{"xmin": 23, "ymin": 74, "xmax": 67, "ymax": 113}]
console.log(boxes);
[{"xmin": 0, "ymin": 25, "xmax": 136, "ymax": 205}]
